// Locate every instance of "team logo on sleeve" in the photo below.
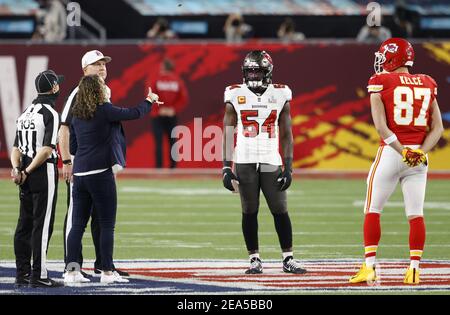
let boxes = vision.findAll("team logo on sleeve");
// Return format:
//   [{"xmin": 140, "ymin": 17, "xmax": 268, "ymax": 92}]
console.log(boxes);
[{"xmin": 238, "ymin": 96, "xmax": 246, "ymax": 104}]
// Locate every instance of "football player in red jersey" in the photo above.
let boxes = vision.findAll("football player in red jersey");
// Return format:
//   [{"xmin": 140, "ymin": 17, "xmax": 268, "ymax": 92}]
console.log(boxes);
[{"xmin": 349, "ymin": 38, "xmax": 444, "ymax": 285}]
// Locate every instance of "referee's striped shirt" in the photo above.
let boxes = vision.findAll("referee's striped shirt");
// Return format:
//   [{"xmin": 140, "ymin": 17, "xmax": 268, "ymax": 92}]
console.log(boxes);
[
  {"xmin": 14, "ymin": 98, "xmax": 59, "ymax": 160},
  {"xmin": 61, "ymin": 86, "xmax": 78, "ymax": 126}
]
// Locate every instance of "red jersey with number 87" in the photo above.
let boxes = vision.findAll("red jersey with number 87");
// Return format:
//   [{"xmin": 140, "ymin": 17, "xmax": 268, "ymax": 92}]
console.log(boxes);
[{"xmin": 367, "ymin": 72, "xmax": 438, "ymax": 145}]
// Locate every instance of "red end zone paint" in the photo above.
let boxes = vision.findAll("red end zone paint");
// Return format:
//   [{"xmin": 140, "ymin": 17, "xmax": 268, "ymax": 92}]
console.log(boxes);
[{"xmin": 116, "ymin": 260, "xmax": 450, "ymax": 292}]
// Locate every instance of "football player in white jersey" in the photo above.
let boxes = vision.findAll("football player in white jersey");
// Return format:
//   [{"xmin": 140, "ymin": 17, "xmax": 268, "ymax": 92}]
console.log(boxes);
[{"xmin": 222, "ymin": 50, "xmax": 306, "ymax": 274}]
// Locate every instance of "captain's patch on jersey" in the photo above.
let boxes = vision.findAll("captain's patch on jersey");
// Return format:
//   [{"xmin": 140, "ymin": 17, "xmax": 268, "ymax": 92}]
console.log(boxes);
[{"xmin": 238, "ymin": 96, "xmax": 246, "ymax": 104}]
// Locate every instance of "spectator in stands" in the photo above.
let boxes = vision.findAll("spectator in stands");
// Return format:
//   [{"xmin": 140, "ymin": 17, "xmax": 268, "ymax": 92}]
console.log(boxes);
[
  {"xmin": 33, "ymin": 0, "xmax": 67, "ymax": 42},
  {"xmin": 149, "ymin": 59, "xmax": 188, "ymax": 168},
  {"xmin": 392, "ymin": 0, "xmax": 418, "ymax": 38},
  {"xmin": 147, "ymin": 17, "xmax": 176, "ymax": 40},
  {"xmin": 277, "ymin": 17, "xmax": 305, "ymax": 42},
  {"xmin": 223, "ymin": 13, "xmax": 252, "ymax": 43},
  {"xmin": 357, "ymin": 24, "xmax": 392, "ymax": 44}
]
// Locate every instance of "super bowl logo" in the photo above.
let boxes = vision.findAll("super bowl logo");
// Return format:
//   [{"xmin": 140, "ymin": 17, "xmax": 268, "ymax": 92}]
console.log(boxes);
[{"xmin": 382, "ymin": 43, "xmax": 399, "ymax": 54}]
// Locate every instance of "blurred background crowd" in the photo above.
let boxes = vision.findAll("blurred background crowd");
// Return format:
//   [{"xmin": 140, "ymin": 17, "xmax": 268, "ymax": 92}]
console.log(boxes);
[{"xmin": 0, "ymin": 0, "xmax": 448, "ymax": 43}]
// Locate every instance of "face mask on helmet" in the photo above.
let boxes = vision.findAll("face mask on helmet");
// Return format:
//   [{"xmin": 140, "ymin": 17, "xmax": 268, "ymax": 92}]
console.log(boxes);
[
  {"xmin": 242, "ymin": 50, "xmax": 273, "ymax": 89},
  {"xmin": 374, "ymin": 51, "xmax": 386, "ymax": 74},
  {"xmin": 243, "ymin": 68, "xmax": 266, "ymax": 88}
]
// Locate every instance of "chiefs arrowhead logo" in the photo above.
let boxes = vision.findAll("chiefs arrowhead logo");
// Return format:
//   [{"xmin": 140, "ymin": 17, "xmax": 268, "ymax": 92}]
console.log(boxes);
[{"xmin": 382, "ymin": 43, "xmax": 399, "ymax": 54}]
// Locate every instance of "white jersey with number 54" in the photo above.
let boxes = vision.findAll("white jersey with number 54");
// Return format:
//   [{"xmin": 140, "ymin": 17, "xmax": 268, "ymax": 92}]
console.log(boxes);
[{"xmin": 224, "ymin": 83, "xmax": 292, "ymax": 165}]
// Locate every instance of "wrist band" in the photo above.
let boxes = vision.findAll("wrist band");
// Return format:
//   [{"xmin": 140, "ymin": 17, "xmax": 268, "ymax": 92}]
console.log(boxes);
[
  {"xmin": 384, "ymin": 134, "xmax": 398, "ymax": 145},
  {"xmin": 62, "ymin": 159, "xmax": 72, "ymax": 165}
]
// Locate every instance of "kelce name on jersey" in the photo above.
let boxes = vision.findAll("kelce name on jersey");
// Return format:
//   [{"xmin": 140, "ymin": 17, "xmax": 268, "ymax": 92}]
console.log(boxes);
[{"xmin": 399, "ymin": 76, "xmax": 423, "ymax": 86}]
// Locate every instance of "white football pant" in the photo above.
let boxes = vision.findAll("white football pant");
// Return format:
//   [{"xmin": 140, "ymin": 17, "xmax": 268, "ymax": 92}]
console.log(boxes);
[{"xmin": 364, "ymin": 145, "xmax": 427, "ymax": 217}]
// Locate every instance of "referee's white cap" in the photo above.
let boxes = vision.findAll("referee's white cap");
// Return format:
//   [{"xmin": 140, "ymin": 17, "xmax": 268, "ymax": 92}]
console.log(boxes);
[{"xmin": 81, "ymin": 50, "xmax": 112, "ymax": 69}]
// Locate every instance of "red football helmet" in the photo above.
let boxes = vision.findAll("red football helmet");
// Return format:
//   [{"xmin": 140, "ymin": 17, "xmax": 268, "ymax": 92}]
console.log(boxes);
[{"xmin": 374, "ymin": 38, "xmax": 415, "ymax": 74}]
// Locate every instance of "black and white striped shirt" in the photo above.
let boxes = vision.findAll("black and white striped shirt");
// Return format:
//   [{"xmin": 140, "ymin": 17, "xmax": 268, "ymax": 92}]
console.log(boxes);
[
  {"xmin": 60, "ymin": 86, "xmax": 78, "ymax": 126},
  {"xmin": 14, "ymin": 99, "xmax": 59, "ymax": 160}
]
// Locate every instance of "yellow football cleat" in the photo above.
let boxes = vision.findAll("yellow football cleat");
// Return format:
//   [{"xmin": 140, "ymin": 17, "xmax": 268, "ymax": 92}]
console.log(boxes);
[
  {"xmin": 349, "ymin": 263, "xmax": 376, "ymax": 283},
  {"xmin": 404, "ymin": 267, "xmax": 420, "ymax": 285}
]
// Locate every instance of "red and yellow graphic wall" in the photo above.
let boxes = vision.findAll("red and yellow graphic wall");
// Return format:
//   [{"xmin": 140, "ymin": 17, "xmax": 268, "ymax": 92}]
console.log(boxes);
[{"xmin": 0, "ymin": 42, "xmax": 448, "ymax": 169}]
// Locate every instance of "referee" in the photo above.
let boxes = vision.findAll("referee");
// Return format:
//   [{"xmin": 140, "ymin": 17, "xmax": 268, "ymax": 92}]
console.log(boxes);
[
  {"xmin": 11, "ymin": 70, "xmax": 63, "ymax": 288},
  {"xmin": 59, "ymin": 50, "xmax": 128, "ymax": 277}
]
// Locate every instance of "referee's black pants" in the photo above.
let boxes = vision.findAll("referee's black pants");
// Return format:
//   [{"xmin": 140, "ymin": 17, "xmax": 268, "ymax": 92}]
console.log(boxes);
[
  {"xmin": 66, "ymin": 169, "xmax": 116, "ymax": 272},
  {"xmin": 152, "ymin": 116, "xmax": 178, "ymax": 168},
  {"xmin": 63, "ymin": 180, "xmax": 102, "ymax": 269},
  {"xmin": 14, "ymin": 162, "xmax": 58, "ymax": 280}
]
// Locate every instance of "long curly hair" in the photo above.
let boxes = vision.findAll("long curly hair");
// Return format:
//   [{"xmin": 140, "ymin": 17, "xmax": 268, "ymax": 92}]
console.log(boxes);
[{"xmin": 72, "ymin": 75, "xmax": 107, "ymax": 120}]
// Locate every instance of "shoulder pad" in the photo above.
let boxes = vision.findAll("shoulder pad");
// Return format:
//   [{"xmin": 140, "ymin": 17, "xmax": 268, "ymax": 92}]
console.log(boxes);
[
  {"xmin": 273, "ymin": 84, "xmax": 291, "ymax": 101},
  {"xmin": 226, "ymin": 84, "xmax": 242, "ymax": 91},
  {"xmin": 224, "ymin": 84, "xmax": 242, "ymax": 103}
]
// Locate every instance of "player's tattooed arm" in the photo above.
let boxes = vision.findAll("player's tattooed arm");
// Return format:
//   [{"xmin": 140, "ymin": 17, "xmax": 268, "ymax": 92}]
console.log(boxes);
[
  {"xmin": 420, "ymin": 99, "xmax": 444, "ymax": 154},
  {"xmin": 278, "ymin": 101, "xmax": 293, "ymax": 191},
  {"xmin": 222, "ymin": 102, "xmax": 238, "ymax": 191},
  {"xmin": 279, "ymin": 101, "xmax": 293, "ymax": 164},
  {"xmin": 223, "ymin": 102, "xmax": 237, "ymax": 163},
  {"xmin": 370, "ymin": 93, "xmax": 404, "ymax": 155}
]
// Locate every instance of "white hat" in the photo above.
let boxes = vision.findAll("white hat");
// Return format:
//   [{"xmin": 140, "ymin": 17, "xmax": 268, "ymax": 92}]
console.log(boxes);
[{"xmin": 81, "ymin": 50, "xmax": 112, "ymax": 69}]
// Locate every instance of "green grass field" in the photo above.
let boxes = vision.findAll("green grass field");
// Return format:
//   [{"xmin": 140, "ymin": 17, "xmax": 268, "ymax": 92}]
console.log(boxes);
[{"xmin": 1, "ymin": 178, "xmax": 450, "ymax": 262}]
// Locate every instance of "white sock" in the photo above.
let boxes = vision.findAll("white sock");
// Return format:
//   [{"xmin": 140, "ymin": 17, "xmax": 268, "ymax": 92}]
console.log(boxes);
[
  {"xmin": 282, "ymin": 252, "xmax": 293, "ymax": 260},
  {"xmin": 410, "ymin": 260, "xmax": 420, "ymax": 269},
  {"xmin": 249, "ymin": 253, "xmax": 260, "ymax": 260},
  {"xmin": 365, "ymin": 256, "xmax": 376, "ymax": 268}
]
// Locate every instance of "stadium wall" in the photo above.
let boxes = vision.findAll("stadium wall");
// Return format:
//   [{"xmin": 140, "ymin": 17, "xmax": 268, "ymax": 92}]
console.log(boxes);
[{"xmin": 0, "ymin": 41, "xmax": 449, "ymax": 170}]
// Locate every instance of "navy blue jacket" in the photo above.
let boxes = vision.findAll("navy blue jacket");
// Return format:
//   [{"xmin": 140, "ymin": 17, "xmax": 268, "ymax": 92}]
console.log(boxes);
[{"xmin": 70, "ymin": 100, "xmax": 152, "ymax": 173}]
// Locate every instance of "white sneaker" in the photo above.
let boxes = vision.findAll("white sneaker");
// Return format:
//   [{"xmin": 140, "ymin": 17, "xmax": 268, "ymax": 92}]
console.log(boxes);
[
  {"xmin": 64, "ymin": 271, "xmax": 90, "ymax": 284},
  {"xmin": 100, "ymin": 271, "xmax": 129, "ymax": 284}
]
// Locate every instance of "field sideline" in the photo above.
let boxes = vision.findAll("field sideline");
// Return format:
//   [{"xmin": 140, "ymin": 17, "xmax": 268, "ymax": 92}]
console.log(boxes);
[{"xmin": 1, "ymin": 178, "xmax": 449, "ymax": 294}]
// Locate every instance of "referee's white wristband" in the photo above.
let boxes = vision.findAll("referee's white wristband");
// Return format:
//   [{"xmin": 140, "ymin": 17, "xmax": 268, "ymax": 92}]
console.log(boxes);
[{"xmin": 384, "ymin": 134, "xmax": 398, "ymax": 145}]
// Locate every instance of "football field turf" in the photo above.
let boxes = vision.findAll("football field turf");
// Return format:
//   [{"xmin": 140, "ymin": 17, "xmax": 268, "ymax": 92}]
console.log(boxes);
[{"xmin": 1, "ymin": 177, "xmax": 450, "ymax": 294}]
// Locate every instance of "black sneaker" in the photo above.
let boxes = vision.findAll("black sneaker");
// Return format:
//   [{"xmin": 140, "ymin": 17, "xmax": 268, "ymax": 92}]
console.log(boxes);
[
  {"xmin": 94, "ymin": 268, "xmax": 129, "ymax": 277},
  {"xmin": 245, "ymin": 257, "xmax": 263, "ymax": 274},
  {"xmin": 80, "ymin": 270, "xmax": 92, "ymax": 279},
  {"xmin": 283, "ymin": 256, "xmax": 307, "ymax": 274},
  {"xmin": 30, "ymin": 278, "xmax": 64, "ymax": 288},
  {"xmin": 15, "ymin": 274, "xmax": 30, "ymax": 288},
  {"xmin": 113, "ymin": 268, "xmax": 129, "ymax": 277}
]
